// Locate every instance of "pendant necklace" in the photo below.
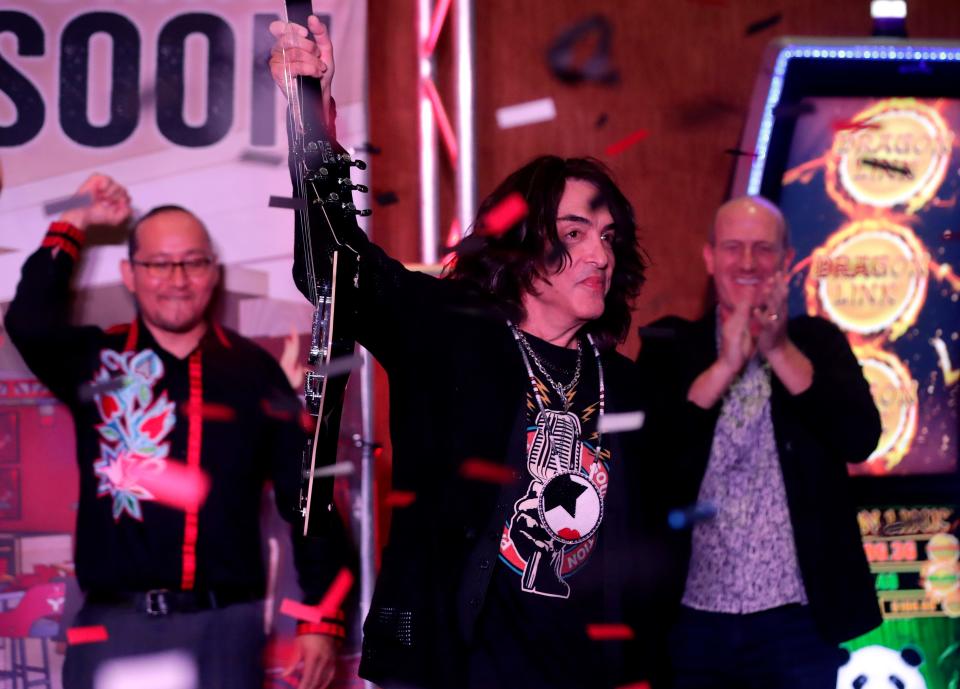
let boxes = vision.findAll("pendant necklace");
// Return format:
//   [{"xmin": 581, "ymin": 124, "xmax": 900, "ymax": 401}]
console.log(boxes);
[{"xmin": 508, "ymin": 322, "xmax": 606, "ymax": 546}]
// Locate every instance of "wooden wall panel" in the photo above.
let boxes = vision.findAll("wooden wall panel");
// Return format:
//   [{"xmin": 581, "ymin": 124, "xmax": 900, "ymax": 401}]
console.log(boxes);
[{"xmin": 368, "ymin": 0, "xmax": 960, "ymax": 358}]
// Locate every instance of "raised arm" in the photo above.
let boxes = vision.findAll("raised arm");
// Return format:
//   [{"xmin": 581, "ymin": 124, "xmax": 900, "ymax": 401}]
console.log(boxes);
[
  {"xmin": 267, "ymin": 17, "xmax": 444, "ymax": 367},
  {"xmin": 4, "ymin": 174, "xmax": 131, "ymax": 402}
]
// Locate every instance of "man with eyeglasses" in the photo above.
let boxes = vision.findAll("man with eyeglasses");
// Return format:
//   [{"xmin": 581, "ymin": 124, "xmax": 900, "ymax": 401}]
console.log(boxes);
[{"xmin": 5, "ymin": 174, "xmax": 350, "ymax": 689}]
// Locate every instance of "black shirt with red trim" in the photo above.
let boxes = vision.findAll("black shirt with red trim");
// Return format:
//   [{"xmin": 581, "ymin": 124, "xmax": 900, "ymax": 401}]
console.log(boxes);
[{"xmin": 5, "ymin": 226, "xmax": 349, "ymax": 635}]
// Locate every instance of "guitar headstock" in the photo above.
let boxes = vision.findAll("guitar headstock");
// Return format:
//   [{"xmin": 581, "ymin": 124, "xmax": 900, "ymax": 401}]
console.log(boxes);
[{"xmin": 284, "ymin": 1, "xmax": 370, "ymax": 229}]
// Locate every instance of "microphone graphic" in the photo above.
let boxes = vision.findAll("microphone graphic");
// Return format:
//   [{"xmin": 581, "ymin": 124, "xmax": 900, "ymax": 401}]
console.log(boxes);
[{"xmin": 668, "ymin": 501, "xmax": 718, "ymax": 530}]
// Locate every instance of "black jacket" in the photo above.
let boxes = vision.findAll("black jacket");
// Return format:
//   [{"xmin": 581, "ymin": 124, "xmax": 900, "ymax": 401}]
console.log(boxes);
[
  {"xmin": 636, "ymin": 311, "xmax": 883, "ymax": 645},
  {"xmin": 292, "ymin": 211, "xmax": 668, "ymax": 687}
]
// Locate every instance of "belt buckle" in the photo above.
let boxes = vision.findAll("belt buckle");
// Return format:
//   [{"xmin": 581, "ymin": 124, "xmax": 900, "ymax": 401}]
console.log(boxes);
[{"xmin": 145, "ymin": 589, "xmax": 170, "ymax": 617}]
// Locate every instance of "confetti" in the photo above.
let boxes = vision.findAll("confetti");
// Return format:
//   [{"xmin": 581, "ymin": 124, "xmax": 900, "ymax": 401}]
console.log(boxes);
[
  {"xmin": 43, "ymin": 192, "xmax": 94, "ymax": 217},
  {"xmin": 269, "ymin": 195, "xmax": 307, "ymax": 211},
  {"xmin": 260, "ymin": 397, "xmax": 298, "ymax": 422},
  {"xmin": 279, "ymin": 597, "xmax": 322, "ymax": 623},
  {"xmin": 299, "ymin": 410, "xmax": 317, "ymax": 434},
  {"xmin": 78, "ymin": 376, "xmax": 130, "ymax": 403},
  {"xmin": 598, "ymin": 411, "xmax": 645, "ymax": 434},
  {"xmin": 547, "ymin": 15, "xmax": 619, "ymax": 85},
  {"xmin": 355, "ymin": 142, "xmax": 382, "ymax": 155},
  {"xmin": 589, "ymin": 193, "xmax": 609, "ymax": 211},
  {"xmin": 375, "ymin": 191, "xmax": 399, "ymax": 206},
  {"xmin": 637, "ymin": 326, "xmax": 675, "ymax": 339},
  {"xmin": 478, "ymin": 193, "xmax": 528, "ymax": 236},
  {"xmin": 668, "ymin": 501, "xmax": 718, "ymax": 530},
  {"xmin": 445, "ymin": 234, "xmax": 487, "ymax": 259},
  {"xmin": 831, "ymin": 119, "xmax": 880, "ymax": 132},
  {"xmin": 931, "ymin": 336, "xmax": 960, "ymax": 386},
  {"xmin": 239, "ymin": 150, "xmax": 285, "ymax": 166},
  {"xmin": 616, "ymin": 682, "xmax": 652, "ymax": 689},
  {"xmin": 184, "ymin": 401, "xmax": 236, "ymax": 422},
  {"xmin": 305, "ymin": 462, "xmax": 355, "ymax": 480},
  {"xmin": 586, "ymin": 623, "xmax": 635, "ymax": 641},
  {"xmin": 315, "ymin": 353, "xmax": 364, "ymax": 379},
  {"xmin": 496, "ymin": 98, "xmax": 557, "ymax": 130},
  {"xmin": 745, "ymin": 12, "xmax": 782, "ymax": 35},
  {"xmin": 604, "ymin": 129, "xmax": 649, "ymax": 157},
  {"xmin": 95, "ymin": 650, "xmax": 197, "ymax": 689},
  {"xmin": 459, "ymin": 458, "xmax": 517, "ymax": 484},
  {"xmin": 384, "ymin": 490, "xmax": 417, "ymax": 508},
  {"xmin": 860, "ymin": 157, "xmax": 912, "ymax": 178},
  {"xmin": 772, "ymin": 101, "xmax": 816, "ymax": 120},
  {"xmin": 136, "ymin": 461, "xmax": 210, "ymax": 513},
  {"xmin": 318, "ymin": 567, "xmax": 354, "ymax": 617},
  {"xmin": 67, "ymin": 625, "xmax": 109, "ymax": 645}
]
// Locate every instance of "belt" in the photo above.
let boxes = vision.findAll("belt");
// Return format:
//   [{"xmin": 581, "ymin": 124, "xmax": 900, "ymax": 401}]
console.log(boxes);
[{"xmin": 86, "ymin": 589, "xmax": 260, "ymax": 616}]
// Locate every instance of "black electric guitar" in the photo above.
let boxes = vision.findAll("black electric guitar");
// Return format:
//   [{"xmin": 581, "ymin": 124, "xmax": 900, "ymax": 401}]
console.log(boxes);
[{"xmin": 282, "ymin": 0, "xmax": 370, "ymax": 537}]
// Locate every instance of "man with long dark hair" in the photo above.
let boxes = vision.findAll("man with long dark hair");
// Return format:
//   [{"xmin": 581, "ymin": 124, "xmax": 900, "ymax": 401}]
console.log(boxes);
[{"xmin": 271, "ymin": 17, "xmax": 665, "ymax": 689}]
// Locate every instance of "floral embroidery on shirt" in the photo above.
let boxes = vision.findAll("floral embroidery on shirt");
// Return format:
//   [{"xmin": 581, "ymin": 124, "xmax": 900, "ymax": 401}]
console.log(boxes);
[{"xmin": 91, "ymin": 349, "xmax": 176, "ymax": 521}]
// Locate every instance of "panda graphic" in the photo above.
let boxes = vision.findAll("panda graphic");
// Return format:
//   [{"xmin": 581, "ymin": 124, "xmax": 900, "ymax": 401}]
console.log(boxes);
[{"xmin": 837, "ymin": 645, "xmax": 927, "ymax": 689}]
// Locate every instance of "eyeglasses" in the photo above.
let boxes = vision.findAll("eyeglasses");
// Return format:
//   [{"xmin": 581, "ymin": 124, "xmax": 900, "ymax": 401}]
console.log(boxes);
[{"xmin": 131, "ymin": 257, "xmax": 216, "ymax": 279}]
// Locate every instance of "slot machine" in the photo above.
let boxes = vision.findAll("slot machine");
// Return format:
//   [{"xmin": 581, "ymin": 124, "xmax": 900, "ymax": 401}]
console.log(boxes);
[{"xmin": 732, "ymin": 36, "xmax": 960, "ymax": 689}]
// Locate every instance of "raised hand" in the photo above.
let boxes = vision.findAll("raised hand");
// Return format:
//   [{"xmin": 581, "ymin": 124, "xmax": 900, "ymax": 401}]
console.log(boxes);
[
  {"xmin": 754, "ymin": 271, "xmax": 789, "ymax": 356},
  {"xmin": 60, "ymin": 174, "xmax": 131, "ymax": 231},
  {"xmin": 268, "ymin": 16, "xmax": 334, "ymax": 110},
  {"xmin": 719, "ymin": 298, "xmax": 754, "ymax": 374}
]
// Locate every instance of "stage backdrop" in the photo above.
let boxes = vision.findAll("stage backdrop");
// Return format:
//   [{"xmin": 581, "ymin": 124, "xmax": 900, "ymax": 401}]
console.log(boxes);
[{"xmin": 0, "ymin": 0, "xmax": 369, "ymax": 308}]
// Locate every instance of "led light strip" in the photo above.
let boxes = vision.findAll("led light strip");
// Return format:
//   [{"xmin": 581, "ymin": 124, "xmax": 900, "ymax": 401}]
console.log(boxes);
[{"xmin": 747, "ymin": 43, "xmax": 960, "ymax": 195}]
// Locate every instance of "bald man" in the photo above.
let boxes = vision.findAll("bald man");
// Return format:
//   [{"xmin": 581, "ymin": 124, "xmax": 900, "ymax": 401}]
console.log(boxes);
[{"xmin": 637, "ymin": 197, "xmax": 882, "ymax": 689}]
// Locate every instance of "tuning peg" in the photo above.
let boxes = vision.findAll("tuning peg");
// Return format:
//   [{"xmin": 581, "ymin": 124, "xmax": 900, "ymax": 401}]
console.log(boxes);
[
  {"xmin": 338, "ymin": 178, "xmax": 369, "ymax": 194},
  {"xmin": 342, "ymin": 203, "xmax": 372, "ymax": 217},
  {"xmin": 336, "ymin": 154, "xmax": 367, "ymax": 171}
]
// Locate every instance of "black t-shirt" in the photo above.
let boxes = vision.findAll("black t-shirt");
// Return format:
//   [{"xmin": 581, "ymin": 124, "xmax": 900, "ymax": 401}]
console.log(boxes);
[{"xmin": 468, "ymin": 333, "xmax": 619, "ymax": 689}]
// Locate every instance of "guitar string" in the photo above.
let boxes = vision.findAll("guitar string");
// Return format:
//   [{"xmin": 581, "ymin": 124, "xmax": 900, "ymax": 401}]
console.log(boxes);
[{"xmin": 279, "ymin": 4, "xmax": 319, "ymax": 309}]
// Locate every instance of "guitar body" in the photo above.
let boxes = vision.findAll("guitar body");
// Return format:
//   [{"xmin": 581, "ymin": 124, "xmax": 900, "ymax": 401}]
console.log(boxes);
[
  {"xmin": 283, "ymin": 0, "xmax": 369, "ymax": 536},
  {"xmin": 299, "ymin": 228, "xmax": 359, "ymax": 537}
]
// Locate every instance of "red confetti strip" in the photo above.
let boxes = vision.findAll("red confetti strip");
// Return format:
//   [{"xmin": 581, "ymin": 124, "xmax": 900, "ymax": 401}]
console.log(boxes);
[
  {"xmin": 136, "ymin": 461, "xmax": 210, "ymax": 513},
  {"xmin": 279, "ymin": 597, "xmax": 322, "ymax": 624},
  {"xmin": 384, "ymin": 490, "xmax": 417, "ymax": 508},
  {"xmin": 67, "ymin": 625, "xmax": 109, "ymax": 645},
  {"xmin": 604, "ymin": 129, "xmax": 649, "ymax": 157},
  {"xmin": 831, "ymin": 119, "xmax": 880, "ymax": 132},
  {"xmin": 183, "ymin": 401, "xmax": 236, "ymax": 422},
  {"xmin": 318, "ymin": 567, "xmax": 354, "ymax": 617},
  {"xmin": 260, "ymin": 398, "xmax": 296, "ymax": 422},
  {"xmin": 459, "ymin": 458, "xmax": 516, "ymax": 484},
  {"xmin": 616, "ymin": 682, "xmax": 651, "ymax": 689},
  {"xmin": 586, "ymin": 623, "xmax": 635, "ymax": 641},
  {"xmin": 478, "ymin": 193, "xmax": 528, "ymax": 236},
  {"xmin": 299, "ymin": 410, "xmax": 317, "ymax": 434}
]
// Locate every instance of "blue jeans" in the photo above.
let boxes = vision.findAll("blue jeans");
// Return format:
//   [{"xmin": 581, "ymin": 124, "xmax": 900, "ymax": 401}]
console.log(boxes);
[{"xmin": 669, "ymin": 604, "xmax": 844, "ymax": 689}]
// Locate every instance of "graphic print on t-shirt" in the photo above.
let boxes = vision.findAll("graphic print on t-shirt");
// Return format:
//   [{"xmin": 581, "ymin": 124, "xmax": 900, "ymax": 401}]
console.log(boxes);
[
  {"xmin": 91, "ymin": 349, "xmax": 176, "ymax": 521},
  {"xmin": 499, "ymin": 380, "xmax": 610, "ymax": 599}
]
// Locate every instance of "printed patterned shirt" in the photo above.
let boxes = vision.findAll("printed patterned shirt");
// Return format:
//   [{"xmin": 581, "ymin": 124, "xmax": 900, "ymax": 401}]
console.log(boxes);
[{"xmin": 682, "ymin": 353, "xmax": 809, "ymax": 613}]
